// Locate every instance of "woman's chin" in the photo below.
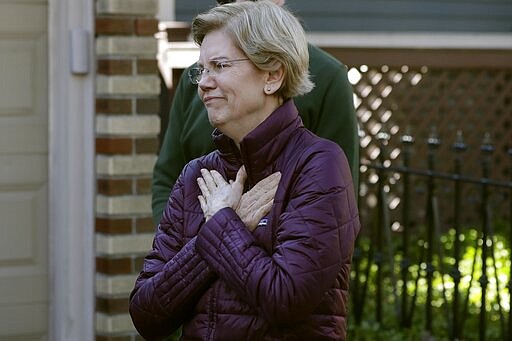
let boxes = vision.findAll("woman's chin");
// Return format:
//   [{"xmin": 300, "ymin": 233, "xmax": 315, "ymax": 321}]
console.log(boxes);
[{"xmin": 207, "ymin": 112, "xmax": 225, "ymax": 127}]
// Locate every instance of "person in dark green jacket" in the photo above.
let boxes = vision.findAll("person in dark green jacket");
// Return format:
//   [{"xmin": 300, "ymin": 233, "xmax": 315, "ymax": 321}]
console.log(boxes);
[{"xmin": 152, "ymin": 0, "xmax": 359, "ymax": 228}]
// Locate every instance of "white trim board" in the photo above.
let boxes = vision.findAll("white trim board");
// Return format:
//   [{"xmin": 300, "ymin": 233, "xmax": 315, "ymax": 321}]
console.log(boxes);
[{"xmin": 48, "ymin": 0, "xmax": 95, "ymax": 340}]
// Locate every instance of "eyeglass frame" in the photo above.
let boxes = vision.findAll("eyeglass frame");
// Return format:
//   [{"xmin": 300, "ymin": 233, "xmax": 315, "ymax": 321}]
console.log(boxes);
[{"xmin": 188, "ymin": 58, "xmax": 250, "ymax": 85}]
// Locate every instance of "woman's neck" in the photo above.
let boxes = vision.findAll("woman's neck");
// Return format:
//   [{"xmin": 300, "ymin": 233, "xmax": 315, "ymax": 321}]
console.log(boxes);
[{"xmin": 225, "ymin": 96, "xmax": 284, "ymax": 147}]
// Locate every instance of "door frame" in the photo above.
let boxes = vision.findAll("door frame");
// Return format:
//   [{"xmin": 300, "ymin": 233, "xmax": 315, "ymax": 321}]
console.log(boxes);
[{"xmin": 48, "ymin": 0, "xmax": 95, "ymax": 340}]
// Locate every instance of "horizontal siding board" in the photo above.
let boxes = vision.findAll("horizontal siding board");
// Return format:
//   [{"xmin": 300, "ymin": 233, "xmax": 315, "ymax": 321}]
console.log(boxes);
[
  {"xmin": 175, "ymin": 0, "xmax": 210, "ymax": 15},
  {"xmin": 287, "ymin": 0, "xmax": 512, "ymax": 16},
  {"xmin": 175, "ymin": 0, "xmax": 512, "ymax": 33},
  {"xmin": 289, "ymin": 0, "xmax": 512, "ymax": 32}
]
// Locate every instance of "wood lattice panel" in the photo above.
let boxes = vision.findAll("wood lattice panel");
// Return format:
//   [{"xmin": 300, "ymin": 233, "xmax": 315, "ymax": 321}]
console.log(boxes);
[
  {"xmin": 349, "ymin": 64, "xmax": 512, "ymax": 226},
  {"xmin": 353, "ymin": 65, "xmax": 512, "ymax": 175}
]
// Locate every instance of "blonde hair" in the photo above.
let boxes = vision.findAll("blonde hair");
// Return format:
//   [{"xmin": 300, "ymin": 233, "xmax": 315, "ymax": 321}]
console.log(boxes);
[{"xmin": 192, "ymin": 0, "xmax": 314, "ymax": 99}]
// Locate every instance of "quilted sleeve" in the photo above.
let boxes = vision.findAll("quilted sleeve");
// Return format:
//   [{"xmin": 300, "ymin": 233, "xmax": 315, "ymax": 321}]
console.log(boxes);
[
  {"xmin": 195, "ymin": 143, "xmax": 360, "ymax": 326},
  {"xmin": 129, "ymin": 171, "xmax": 215, "ymax": 340}
]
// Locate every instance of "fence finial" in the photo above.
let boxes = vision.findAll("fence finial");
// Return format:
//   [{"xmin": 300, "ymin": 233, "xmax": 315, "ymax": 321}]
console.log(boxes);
[
  {"xmin": 400, "ymin": 125, "xmax": 415, "ymax": 145},
  {"xmin": 452, "ymin": 130, "xmax": 467, "ymax": 152},
  {"xmin": 427, "ymin": 125, "xmax": 441, "ymax": 148},
  {"xmin": 480, "ymin": 132, "xmax": 494, "ymax": 154},
  {"xmin": 376, "ymin": 129, "xmax": 391, "ymax": 144}
]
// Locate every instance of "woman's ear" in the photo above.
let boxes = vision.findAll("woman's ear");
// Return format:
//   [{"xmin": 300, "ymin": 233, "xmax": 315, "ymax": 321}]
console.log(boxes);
[{"xmin": 264, "ymin": 65, "xmax": 284, "ymax": 95}]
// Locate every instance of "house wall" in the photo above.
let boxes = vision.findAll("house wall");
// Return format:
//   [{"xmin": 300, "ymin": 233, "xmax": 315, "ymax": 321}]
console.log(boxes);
[
  {"xmin": 94, "ymin": 0, "xmax": 160, "ymax": 339},
  {"xmin": 175, "ymin": 0, "xmax": 512, "ymax": 32}
]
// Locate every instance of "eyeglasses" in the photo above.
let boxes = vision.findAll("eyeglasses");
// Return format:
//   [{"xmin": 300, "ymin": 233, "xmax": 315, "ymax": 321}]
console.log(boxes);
[{"xmin": 188, "ymin": 58, "xmax": 249, "ymax": 84}]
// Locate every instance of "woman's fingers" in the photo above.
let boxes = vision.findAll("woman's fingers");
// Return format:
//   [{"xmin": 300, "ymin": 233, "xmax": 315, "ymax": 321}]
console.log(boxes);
[
  {"xmin": 201, "ymin": 168, "xmax": 231, "ymax": 189},
  {"xmin": 197, "ymin": 177, "xmax": 210, "ymax": 197},
  {"xmin": 198, "ymin": 195, "xmax": 207, "ymax": 212},
  {"xmin": 199, "ymin": 167, "xmax": 248, "ymax": 189},
  {"xmin": 210, "ymin": 170, "xmax": 228, "ymax": 187},
  {"xmin": 200, "ymin": 168, "xmax": 218, "ymax": 189},
  {"xmin": 197, "ymin": 167, "xmax": 247, "ymax": 217}
]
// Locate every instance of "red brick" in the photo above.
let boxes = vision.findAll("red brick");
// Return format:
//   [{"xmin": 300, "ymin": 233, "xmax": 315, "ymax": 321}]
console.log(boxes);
[
  {"xmin": 136, "ymin": 59, "xmax": 158, "ymax": 74},
  {"xmin": 136, "ymin": 217, "xmax": 155, "ymax": 233},
  {"xmin": 135, "ymin": 18, "xmax": 158, "ymax": 36},
  {"xmin": 96, "ymin": 98, "xmax": 132, "ymax": 114},
  {"xmin": 96, "ymin": 217, "xmax": 132, "ymax": 234},
  {"xmin": 97, "ymin": 59, "xmax": 132, "ymax": 75},
  {"xmin": 95, "ymin": 18, "xmax": 134, "ymax": 35},
  {"xmin": 96, "ymin": 137, "xmax": 132, "ymax": 154},
  {"xmin": 133, "ymin": 256, "xmax": 146, "ymax": 273},
  {"xmin": 136, "ymin": 177, "xmax": 152, "ymax": 194},
  {"xmin": 135, "ymin": 137, "xmax": 158, "ymax": 154},
  {"xmin": 96, "ymin": 296, "xmax": 129, "ymax": 314},
  {"xmin": 96, "ymin": 257, "xmax": 132, "ymax": 275},
  {"xmin": 97, "ymin": 178, "xmax": 132, "ymax": 195},
  {"xmin": 136, "ymin": 97, "xmax": 159, "ymax": 113}
]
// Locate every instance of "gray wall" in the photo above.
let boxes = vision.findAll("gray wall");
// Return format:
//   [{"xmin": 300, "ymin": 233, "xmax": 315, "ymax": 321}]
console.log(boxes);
[{"xmin": 175, "ymin": 0, "xmax": 512, "ymax": 32}]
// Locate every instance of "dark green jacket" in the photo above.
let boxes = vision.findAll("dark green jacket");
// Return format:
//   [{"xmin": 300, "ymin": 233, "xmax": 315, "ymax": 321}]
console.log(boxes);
[{"xmin": 152, "ymin": 43, "xmax": 359, "ymax": 226}]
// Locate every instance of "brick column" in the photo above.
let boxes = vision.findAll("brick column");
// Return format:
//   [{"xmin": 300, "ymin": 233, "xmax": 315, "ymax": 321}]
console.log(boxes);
[{"xmin": 94, "ymin": 0, "xmax": 159, "ymax": 339}]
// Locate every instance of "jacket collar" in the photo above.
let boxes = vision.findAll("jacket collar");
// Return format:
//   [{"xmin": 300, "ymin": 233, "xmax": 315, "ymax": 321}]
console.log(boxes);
[{"xmin": 213, "ymin": 99, "xmax": 303, "ymax": 187}]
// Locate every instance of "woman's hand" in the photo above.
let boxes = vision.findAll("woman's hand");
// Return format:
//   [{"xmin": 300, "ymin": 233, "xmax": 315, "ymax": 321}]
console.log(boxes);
[
  {"xmin": 197, "ymin": 166, "xmax": 246, "ymax": 221},
  {"xmin": 237, "ymin": 172, "xmax": 281, "ymax": 231},
  {"xmin": 197, "ymin": 166, "xmax": 281, "ymax": 230}
]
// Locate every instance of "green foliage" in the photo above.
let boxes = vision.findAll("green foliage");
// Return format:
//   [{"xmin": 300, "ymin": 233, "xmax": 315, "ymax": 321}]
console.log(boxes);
[{"xmin": 348, "ymin": 227, "xmax": 511, "ymax": 340}]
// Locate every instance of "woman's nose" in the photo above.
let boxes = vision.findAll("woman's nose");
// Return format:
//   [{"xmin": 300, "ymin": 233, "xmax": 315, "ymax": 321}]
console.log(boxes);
[{"xmin": 198, "ymin": 71, "xmax": 215, "ymax": 89}]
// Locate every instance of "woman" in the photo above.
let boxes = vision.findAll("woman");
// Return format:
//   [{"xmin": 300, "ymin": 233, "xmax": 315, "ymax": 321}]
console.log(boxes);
[{"xmin": 129, "ymin": 1, "xmax": 360, "ymax": 340}]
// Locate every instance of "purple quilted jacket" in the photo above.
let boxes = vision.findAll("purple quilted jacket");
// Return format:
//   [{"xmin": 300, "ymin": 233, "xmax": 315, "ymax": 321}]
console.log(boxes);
[{"xmin": 129, "ymin": 100, "xmax": 360, "ymax": 340}]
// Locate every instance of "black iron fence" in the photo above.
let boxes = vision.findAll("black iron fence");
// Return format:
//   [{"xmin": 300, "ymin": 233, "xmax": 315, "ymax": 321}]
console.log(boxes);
[{"xmin": 351, "ymin": 128, "xmax": 512, "ymax": 340}]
